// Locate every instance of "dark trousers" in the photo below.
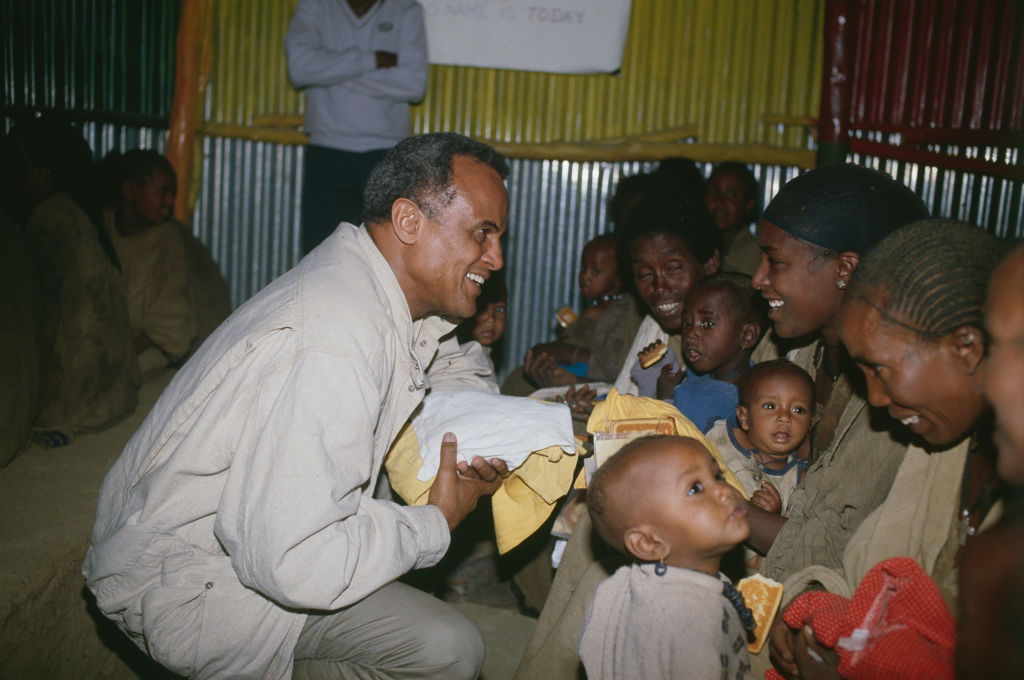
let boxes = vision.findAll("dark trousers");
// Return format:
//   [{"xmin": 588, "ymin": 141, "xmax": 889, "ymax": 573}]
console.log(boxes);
[{"xmin": 301, "ymin": 145, "xmax": 389, "ymax": 255}]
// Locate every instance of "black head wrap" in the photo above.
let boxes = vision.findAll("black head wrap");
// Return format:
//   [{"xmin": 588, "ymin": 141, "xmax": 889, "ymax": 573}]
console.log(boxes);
[{"xmin": 762, "ymin": 164, "xmax": 928, "ymax": 255}]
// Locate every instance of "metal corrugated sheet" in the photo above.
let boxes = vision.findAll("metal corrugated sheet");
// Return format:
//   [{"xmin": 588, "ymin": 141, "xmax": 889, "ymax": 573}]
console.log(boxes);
[
  {"xmin": 194, "ymin": 135, "xmax": 303, "ymax": 308},
  {"xmin": 0, "ymin": 0, "xmax": 179, "ymax": 120},
  {"xmin": 210, "ymin": 0, "xmax": 823, "ymax": 150}
]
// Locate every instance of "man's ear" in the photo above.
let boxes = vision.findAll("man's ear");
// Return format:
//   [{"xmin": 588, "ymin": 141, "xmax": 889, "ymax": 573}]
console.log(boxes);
[
  {"xmin": 836, "ymin": 250, "xmax": 860, "ymax": 289},
  {"xmin": 623, "ymin": 525, "xmax": 667, "ymax": 563},
  {"xmin": 736, "ymin": 404, "xmax": 750, "ymax": 430},
  {"xmin": 739, "ymin": 322, "xmax": 761, "ymax": 350},
  {"xmin": 390, "ymin": 197, "xmax": 424, "ymax": 246},
  {"xmin": 704, "ymin": 249, "xmax": 721, "ymax": 276},
  {"xmin": 948, "ymin": 325, "xmax": 985, "ymax": 375}
]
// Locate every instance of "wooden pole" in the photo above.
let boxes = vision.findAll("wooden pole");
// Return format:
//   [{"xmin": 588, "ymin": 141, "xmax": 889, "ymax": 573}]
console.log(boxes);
[{"xmin": 166, "ymin": 0, "xmax": 214, "ymax": 224}]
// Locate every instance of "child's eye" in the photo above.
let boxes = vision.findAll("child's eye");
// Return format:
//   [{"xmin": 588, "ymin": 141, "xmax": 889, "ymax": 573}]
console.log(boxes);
[
  {"xmin": 699, "ymin": 320, "xmax": 714, "ymax": 329},
  {"xmin": 793, "ymin": 405, "xmax": 806, "ymax": 415},
  {"xmin": 687, "ymin": 481, "xmax": 704, "ymax": 496},
  {"xmin": 495, "ymin": 305, "xmax": 506, "ymax": 314},
  {"xmin": 761, "ymin": 402, "xmax": 776, "ymax": 410}
]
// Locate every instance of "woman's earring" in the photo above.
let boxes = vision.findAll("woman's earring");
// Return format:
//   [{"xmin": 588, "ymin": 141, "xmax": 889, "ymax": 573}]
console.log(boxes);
[
  {"xmin": 836, "ymin": 279, "xmax": 847, "ymax": 290},
  {"xmin": 654, "ymin": 559, "xmax": 667, "ymax": 576}
]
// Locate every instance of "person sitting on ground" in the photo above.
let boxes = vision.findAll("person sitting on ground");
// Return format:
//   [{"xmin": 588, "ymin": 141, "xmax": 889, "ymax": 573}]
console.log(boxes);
[
  {"xmin": 706, "ymin": 162, "xmax": 761, "ymax": 275},
  {"xmin": 708, "ymin": 359, "xmax": 813, "ymax": 517},
  {"xmin": 506, "ymin": 233, "xmax": 624, "ymax": 394},
  {"xmin": 767, "ymin": 220, "xmax": 1009, "ymax": 679},
  {"xmin": 579, "ymin": 435, "xmax": 754, "ymax": 679},
  {"xmin": 2, "ymin": 115, "xmax": 139, "ymax": 436},
  {"xmin": 956, "ymin": 245, "xmax": 1024, "ymax": 680},
  {"xmin": 83, "ymin": 133, "xmax": 512, "ymax": 680},
  {"xmin": 591, "ymin": 160, "xmax": 708, "ymax": 387},
  {"xmin": 609, "ymin": 193, "xmax": 721, "ymax": 399},
  {"xmin": 102, "ymin": 149, "xmax": 232, "ymax": 377},
  {"xmin": 745, "ymin": 165, "xmax": 930, "ymax": 578},
  {"xmin": 512, "ymin": 165, "xmax": 926, "ymax": 680},
  {"xmin": 655, "ymin": 271, "xmax": 768, "ymax": 432}
]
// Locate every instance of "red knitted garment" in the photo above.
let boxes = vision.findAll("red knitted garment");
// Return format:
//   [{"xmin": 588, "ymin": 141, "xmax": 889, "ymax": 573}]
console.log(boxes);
[{"xmin": 765, "ymin": 557, "xmax": 956, "ymax": 680}]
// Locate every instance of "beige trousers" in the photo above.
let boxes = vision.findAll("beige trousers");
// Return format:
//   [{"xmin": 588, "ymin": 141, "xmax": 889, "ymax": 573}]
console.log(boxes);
[{"xmin": 292, "ymin": 581, "xmax": 485, "ymax": 680}]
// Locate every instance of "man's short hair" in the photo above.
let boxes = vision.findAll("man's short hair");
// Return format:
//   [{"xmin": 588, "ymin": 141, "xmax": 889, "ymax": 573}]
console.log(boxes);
[{"xmin": 362, "ymin": 132, "xmax": 509, "ymax": 225}]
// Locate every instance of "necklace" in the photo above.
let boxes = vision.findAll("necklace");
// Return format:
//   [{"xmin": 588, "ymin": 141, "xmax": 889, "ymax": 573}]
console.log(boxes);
[
  {"xmin": 721, "ymin": 581, "xmax": 757, "ymax": 632},
  {"xmin": 958, "ymin": 434, "xmax": 998, "ymax": 545},
  {"xmin": 587, "ymin": 293, "xmax": 623, "ymax": 308}
]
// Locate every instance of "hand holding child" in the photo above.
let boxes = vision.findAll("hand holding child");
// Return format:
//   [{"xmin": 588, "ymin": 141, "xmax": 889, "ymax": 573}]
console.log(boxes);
[
  {"xmin": 656, "ymin": 364, "xmax": 685, "ymax": 400},
  {"xmin": 750, "ymin": 481, "xmax": 783, "ymax": 514}
]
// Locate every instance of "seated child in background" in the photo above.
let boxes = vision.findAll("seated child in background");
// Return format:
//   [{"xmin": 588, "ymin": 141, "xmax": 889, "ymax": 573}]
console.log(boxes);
[
  {"xmin": 706, "ymin": 359, "xmax": 813, "ymax": 517},
  {"xmin": 455, "ymin": 272, "xmax": 508, "ymax": 377},
  {"xmin": 579, "ymin": 435, "xmax": 754, "ymax": 679},
  {"xmin": 101, "ymin": 149, "xmax": 232, "ymax": 377},
  {"xmin": 428, "ymin": 274, "xmax": 508, "ymax": 393},
  {"xmin": 502, "ymin": 234, "xmax": 623, "ymax": 394},
  {"xmin": 656, "ymin": 272, "xmax": 767, "ymax": 432},
  {"xmin": 705, "ymin": 162, "xmax": 761, "ymax": 275}
]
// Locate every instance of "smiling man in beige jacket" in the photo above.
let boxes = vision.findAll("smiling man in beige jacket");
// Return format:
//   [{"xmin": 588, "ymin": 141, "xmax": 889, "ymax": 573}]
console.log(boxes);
[{"xmin": 84, "ymin": 133, "xmax": 510, "ymax": 680}]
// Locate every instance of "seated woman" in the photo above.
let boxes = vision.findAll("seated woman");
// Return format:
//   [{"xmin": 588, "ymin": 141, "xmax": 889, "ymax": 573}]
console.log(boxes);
[
  {"xmin": 768, "ymin": 220, "xmax": 1010, "ymax": 679},
  {"xmin": 4, "ymin": 115, "xmax": 139, "ymax": 435},
  {"xmin": 610, "ymin": 193, "xmax": 721, "ymax": 398},
  {"xmin": 103, "ymin": 150, "xmax": 232, "ymax": 377},
  {"xmin": 514, "ymin": 164, "xmax": 926, "ymax": 680}
]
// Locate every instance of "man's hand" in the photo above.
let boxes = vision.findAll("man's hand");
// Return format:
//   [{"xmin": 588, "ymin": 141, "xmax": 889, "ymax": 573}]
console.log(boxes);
[
  {"xmin": 751, "ymin": 481, "xmax": 783, "ymax": 514},
  {"xmin": 523, "ymin": 349, "xmax": 576, "ymax": 388},
  {"xmin": 655, "ymin": 363, "xmax": 685, "ymax": 400},
  {"xmin": 427, "ymin": 433, "xmax": 508, "ymax": 531},
  {"xmin": 375, "ymin": 51, "xmax": 397, "ymax": 68}
]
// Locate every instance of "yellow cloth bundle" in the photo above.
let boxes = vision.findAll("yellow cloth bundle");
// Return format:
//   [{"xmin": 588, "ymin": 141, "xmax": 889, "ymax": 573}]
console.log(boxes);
[
  {"xmin": 585, "ymin": 389, "xmax": 748, "ymax": 498},
  {"xmin": 385, "ymin": 421, "xmax": 580, "ymax": 553}
]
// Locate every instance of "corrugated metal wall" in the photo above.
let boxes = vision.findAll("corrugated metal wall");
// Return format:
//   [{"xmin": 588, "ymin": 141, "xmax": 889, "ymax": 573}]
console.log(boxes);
[
  {"xmin": 210, "ymin": 0, "xmax": 824, "ymax": 150},
  {"xmin": 0, "ymin": 0, "xmax": 178, "ymax": 119},
  {"xmin": 840, "ymin": 0, "xmax": 1023, "ymax": 238},
  {"xmin": 5, "ymin": 0, "xmax": 1022, "ymax": 381}
]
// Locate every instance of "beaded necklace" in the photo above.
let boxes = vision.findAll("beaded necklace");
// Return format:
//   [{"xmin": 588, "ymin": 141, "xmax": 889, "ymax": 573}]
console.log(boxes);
[{"xmin": 586, "ymin": 292, "xmax": 623, "ymax": 308}]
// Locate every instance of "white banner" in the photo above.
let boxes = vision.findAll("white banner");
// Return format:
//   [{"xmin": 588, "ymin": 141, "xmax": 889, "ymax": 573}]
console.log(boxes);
[{"xmin": 420, "ymin": 0, "xmax": 633, "ymax": 74}]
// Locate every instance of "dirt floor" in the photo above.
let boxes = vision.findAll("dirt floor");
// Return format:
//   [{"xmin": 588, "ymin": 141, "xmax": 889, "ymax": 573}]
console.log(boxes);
[{"xmin": 0, "ymin": 370, "xmax": 538, "ymax": 679}]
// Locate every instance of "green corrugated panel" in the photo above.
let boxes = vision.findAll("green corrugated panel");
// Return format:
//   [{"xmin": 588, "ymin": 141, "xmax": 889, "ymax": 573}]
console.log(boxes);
[
  {"xmin": 0, "ymin": 0, "xmax": 179, "ymax": 122},
  {"xmin": 208, "ymin": 0, "xmax": 822, "ymax": 148}
]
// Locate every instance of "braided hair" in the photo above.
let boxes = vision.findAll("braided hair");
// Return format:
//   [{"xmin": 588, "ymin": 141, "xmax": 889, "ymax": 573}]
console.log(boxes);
[{"xmin": 848, "ymin": 219, "xmax": 1009, "ymax": 340}]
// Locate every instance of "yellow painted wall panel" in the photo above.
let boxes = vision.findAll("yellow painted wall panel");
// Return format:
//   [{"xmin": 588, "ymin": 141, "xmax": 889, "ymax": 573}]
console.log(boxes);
[{"xmin": 207, "ymin": 0, "xmax": 823, "ymax": 152}]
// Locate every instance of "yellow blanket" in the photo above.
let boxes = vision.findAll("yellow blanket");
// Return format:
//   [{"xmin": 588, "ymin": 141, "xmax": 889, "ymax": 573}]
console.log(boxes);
[
  {"xmin": 385, "ymin": 422, "xmax": 580, "ymax": 553},
  {"xmin": 585, "ymin": 389, "xmax": 747, "ymax": 498}
]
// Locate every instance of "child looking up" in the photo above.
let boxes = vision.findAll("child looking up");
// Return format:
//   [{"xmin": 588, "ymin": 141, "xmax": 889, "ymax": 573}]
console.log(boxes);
[
  {"xmin": 707, "ymin": 359, "xmax": 813, "ymax": 516},
  {"xmin": 657, "ymin": 272, "xmax": 768, "ymax": 432},
  {"xmin": 579, "ymin": 435, "xmax": 754, "ymax": 679}
]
